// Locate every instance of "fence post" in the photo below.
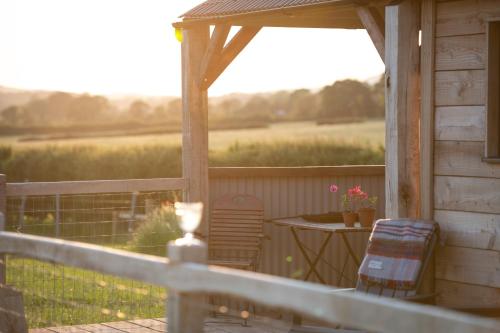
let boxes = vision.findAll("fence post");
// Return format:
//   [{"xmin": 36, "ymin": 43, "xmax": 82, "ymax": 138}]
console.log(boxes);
[
  {"xmin": 167, "ymin": 239, "xmax": 207, "ymax": 333},
  {"xmin": 0, "ymin": 174, "xmax": 6, "ymax": 284}
]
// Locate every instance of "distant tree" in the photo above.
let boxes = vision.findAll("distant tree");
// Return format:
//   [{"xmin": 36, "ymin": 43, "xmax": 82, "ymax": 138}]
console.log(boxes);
[
  {"xmin": 128, "ymin": 100, "xmax": 150, "ymax": 120},
  {"xmin": 287, "ymin": 89, "xmax": 318, "ymax": 120},
  {"xmin": 319, "ymin": 79, "xmax": 376, "ymax": 119},
  {"xmin": 46, "ymin": 92, "xmax": 74, "ymax": 124},
  {"xmin": 371, "ymin": 75, "xmax": 385, "ymax": 118},
  {"xmin": 0, "ymin": 106, "xmax": 24, "ymax": 126},
  {"xmin": 238, "ymin": 95, "xmax": 272, "ymax": 121},
  {"xmin": 68, "ymin": 94, "xmax": 110, "ymax": 123}
]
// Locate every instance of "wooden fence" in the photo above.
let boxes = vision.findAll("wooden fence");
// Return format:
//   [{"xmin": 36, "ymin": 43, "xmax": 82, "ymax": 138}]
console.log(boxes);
[
  {"xmin": 0, "ymin": 230, "xmax": 499, "ymax": 333},
  {"xmin": 1, "ymin": 166, "xmax": 384, "ymax": 287}
]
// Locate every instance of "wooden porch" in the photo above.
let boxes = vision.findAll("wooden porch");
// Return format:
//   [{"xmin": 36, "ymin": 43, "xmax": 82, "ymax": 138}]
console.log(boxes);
[{"xmin": 30, "ymin": 317, "xmax": 292, "ymax": 333}]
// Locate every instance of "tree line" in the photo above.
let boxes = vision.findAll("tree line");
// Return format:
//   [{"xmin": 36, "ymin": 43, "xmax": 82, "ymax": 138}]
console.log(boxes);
[{"xmin": 0, "ymin": 76, "xmax": 384, "ymax": 131}]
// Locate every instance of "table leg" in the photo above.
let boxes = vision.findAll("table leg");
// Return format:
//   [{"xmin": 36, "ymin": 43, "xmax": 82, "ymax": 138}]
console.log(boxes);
[
  {"xmin": 336, "ymin": 252, "xmax": 350, "ymax": 286},
  {"xmin": 340, "ymin": 233, "xmax": 361, "ymax": 267},
  {"xmin": 303, "ymin": 232, "xmax": 332, "ymax": 283}
]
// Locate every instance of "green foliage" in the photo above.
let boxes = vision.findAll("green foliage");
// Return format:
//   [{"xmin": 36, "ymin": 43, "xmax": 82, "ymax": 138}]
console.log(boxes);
[
  {"xmin": 7, "ymin": 258, "xmax": 165, "ymax": 328},
  {"xmin": 0, "ymin": 76, "xmax": 384, "ymax": 133},
  {"xmin": 319, "ymin": 79, "xmax": 380, "ymax": 120},
  {"xmin": 210, "ymin": 140, "xmax": 384, "ymax": 167},
  {"xmin": 0, "ymin": 139, "xmax": 383, "ymax": 182},
  {"xmin": 128, "ymin": 206, "xmax": 182, "ymax": 256}
]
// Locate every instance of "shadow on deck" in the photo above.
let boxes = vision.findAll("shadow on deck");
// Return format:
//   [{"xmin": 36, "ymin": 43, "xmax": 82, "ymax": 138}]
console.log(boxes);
[{"xmin": 30, "ymin": 317, "xmax": 293, "ymax": 333}]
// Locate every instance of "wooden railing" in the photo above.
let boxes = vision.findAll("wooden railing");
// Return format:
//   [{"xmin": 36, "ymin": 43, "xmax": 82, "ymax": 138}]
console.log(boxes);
[{"xmin": 0, "ymin": 230, "xmax": 499, "ymax": 333}]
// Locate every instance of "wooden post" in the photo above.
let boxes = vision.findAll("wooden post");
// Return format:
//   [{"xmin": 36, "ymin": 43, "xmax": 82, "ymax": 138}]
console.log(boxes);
[
  {"xmin": 55, "ymin": 194, "xmax": 61, "ymax": 237},
  {"xmin": 181, "ymin": 25, "xmax": 211, "ymax": 238},
  {"xmin": 420, "ymin": 0, "xmax": 436, "ymax": 297},
  {"xmin": 385, "ymin": 0, "xmax": 421, "ymax": 219},
  {"xmin": 167, "ymin": 239, "xmax": 207, "ymax": 333},
  {"xmin": 0, "ymin": 174, "xmax": 6, "ymax": 284}
]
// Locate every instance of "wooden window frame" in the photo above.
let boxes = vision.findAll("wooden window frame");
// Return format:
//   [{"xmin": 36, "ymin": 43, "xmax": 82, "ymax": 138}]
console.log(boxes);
[{"xmin": 484, "ymin": 20, "xmax": 500, "ymax": 163}]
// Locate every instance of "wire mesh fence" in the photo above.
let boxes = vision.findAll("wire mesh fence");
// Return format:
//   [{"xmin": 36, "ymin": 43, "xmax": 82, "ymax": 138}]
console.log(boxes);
[
  {"xmin": 4, "ymin": 189, "xmax": 182, "ymax": 329},
  {"xmin": 3, "ymin": 254, "xmax": 297, "ymax": 332}
]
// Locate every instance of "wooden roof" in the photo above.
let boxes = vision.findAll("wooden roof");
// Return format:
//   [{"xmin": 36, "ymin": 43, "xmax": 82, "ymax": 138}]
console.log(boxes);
[{"xmin": 176, "ymin": 0, "xmax": 388, "ymax": 29}]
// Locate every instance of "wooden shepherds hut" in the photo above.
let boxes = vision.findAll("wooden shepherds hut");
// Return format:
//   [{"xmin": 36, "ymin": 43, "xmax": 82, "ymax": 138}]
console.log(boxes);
[{"xmin": 174, "ymin": 0, "xmax": 500, "ymax": 312}]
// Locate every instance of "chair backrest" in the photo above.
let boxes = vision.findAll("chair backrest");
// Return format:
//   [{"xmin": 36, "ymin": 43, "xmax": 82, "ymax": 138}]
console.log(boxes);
[
  {"xmin": 209, "ymin": 194, "xmax": 264, "ymax": 264},
  {"xmin": 355, "ymin": 221, "xmax": 438, "ymax": 298}
]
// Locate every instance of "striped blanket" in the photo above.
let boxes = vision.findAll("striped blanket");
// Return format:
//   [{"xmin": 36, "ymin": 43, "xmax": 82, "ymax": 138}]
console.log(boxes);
[{"xmin": 358, "ymin": 219, "xmax": 438, "ymax": 290}]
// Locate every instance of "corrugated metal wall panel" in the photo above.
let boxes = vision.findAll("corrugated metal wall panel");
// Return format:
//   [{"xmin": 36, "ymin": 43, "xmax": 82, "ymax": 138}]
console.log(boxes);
[{"xmin": 209, "ymin": 168, "xmax": 385, "ymax": 288}]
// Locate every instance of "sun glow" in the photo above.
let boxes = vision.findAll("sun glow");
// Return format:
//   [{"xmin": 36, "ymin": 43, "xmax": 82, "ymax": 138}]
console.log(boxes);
[{"xmin": 0, "ymin": 0, "xmax": 384, "ymax": 97}]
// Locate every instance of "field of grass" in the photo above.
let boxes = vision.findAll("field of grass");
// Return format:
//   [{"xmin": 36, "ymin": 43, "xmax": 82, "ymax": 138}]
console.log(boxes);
[
  {"xmin": 0, "ymin": 120, "xmax": 385, "ymax": 182},
  {"xmin": 0, "ymin": 120, "xmax": 385, "ymax": 150},
  {"xmin": 7, "ymin": 257, "xmax": 165, "ymax": 328}
]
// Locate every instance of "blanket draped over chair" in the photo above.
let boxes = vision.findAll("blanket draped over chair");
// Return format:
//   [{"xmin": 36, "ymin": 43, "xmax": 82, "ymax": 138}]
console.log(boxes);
[{"xmin": 358, "ymin": 219, "xmax": 439, "ymax": 290}]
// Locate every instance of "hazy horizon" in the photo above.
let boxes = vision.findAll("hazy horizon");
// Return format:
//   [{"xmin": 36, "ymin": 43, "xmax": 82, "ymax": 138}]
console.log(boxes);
[{"xmin": 0, "ymin": 0, "xmax": 384, "ymax": 97}]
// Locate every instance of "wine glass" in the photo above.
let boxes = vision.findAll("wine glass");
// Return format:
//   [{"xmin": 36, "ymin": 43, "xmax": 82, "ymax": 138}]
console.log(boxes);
[{"xmin": 174, "ymin": 202, "xmax": 203, "ymax": 243}]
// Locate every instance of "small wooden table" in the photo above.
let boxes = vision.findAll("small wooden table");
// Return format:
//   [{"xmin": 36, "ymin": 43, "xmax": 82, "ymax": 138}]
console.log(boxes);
[{"xmin": 271, "ymin": 216, "xmax": 372, "ymax": 284}]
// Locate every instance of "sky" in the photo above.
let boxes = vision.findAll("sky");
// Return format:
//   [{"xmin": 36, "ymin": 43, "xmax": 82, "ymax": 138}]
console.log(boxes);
[{"xmin": 0, "ymin": 0, "xmax": 385, "ymax": 97}]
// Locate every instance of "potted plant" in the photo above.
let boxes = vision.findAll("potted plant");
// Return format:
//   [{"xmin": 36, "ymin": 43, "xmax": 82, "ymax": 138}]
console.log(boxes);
[
  {"xmin": 358, "ymin": 195, "xmax": 378, "ymax": 227},
  {"xmin": 341, "ymin": 193, "xmax": 358, "ymax": 227},
  {"xmin": 330, "ymin": 184, "xmax": 359, "ymax": 227},
  {"xmin": 330, "ymin": 184, "xmax": 376, "ymax": 227}
]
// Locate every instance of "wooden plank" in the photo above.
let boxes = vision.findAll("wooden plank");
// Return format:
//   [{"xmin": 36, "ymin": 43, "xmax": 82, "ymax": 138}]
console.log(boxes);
[
  {"xmin": 199, "ymin": 24, "xmax": 230, "ymax": 88},
  {"xmin": 435, "ymin": 34, "xmax": 486, "ymax": 71},
  {"xmin": 435, "ymin": 106, "xmax": 485, "ymax": 141},
  {"xmin": 209, "ymin": 166, "xmax": 385, "ymax": 178},
  {"xmin": 434, "ymin": 209, "xmax": 500, "ymax": 251},
  {"xmin": 434, "ymin": 176, "xmax": 500, "ymax": 213},
  {"xmin": 385, "ymin": 0, "xmax": 421, "ymax": 218},
  {"xmin": 486, "ymin": 21, "xmax": 500, "ymax": 157},
  {"xmin": 436, "ymin": 279, "xmax": 500, "ymax": 308},
  {"xmin": 435, "ymin": 70, "xmax": 486, "ymax": 106},
  {"xmin": 202, "ymin": 26, "xmax": 261, "ymax": 90},
  {"xmin": 2, "ymin": 231, "xmax": 500, "ymax": 333},
  {"xmin": 6, "ymin": 178, "xmax": 186, "ymax": 197},
  {"xmin": 101, "ymin": 321, "xmax": 148, "ymax": 333},
  {"xmin": 127, "ymin": 319, "xmax": 165, "ymax": 332},
  {"xmin": 435, "ymin": 141, "xmax": 500, "ymax": 177},
  {"xmin": 436, "ymin": 0, "xmax": 500, "ymax": 37},
  {"xmin": 46, "ymin": 326, "xmax": 91, "ymax": 333},
  {"xmin": 181, "ymin": 25, "xmax": 210, "ymax": 238},
  {"xmin": 420, "ymin": 0, "xmax": 436, "ymax": 220},
  {"xmin": 0, "ymin": 175, "xmax": 5, "ymax": 284},
  {"xmin": 75, "ymin": 323, "xmax": 126, "ymax": 332},
  {"xmin": 436, "ymin": 245, "xmax": 500, "ymax": 288},
  {"xmin": 357, "ymin": 6, "xmax": 385, "ymax": 61}
]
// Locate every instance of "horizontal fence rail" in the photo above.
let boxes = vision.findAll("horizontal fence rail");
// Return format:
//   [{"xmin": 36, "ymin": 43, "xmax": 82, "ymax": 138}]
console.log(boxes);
[
  {"xmin": 1, "ymin": 231, "xmax": 499, "ymax": 333},
  {"xmin": 6, "ymin": 178, "xmax": 186, "ymax": 196}
]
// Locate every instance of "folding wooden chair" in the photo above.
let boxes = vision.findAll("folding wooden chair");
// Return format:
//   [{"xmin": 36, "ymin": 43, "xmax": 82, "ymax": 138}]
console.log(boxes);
[
  {"xmin": 290, "ymin": 218, "xmax": 439, "ymax": 333},
  {"xmin": 208, "ymin": 194, "xmax": 268, "ymax": 321},
  {"xmin": 208, "ymin": 194, "xmax": 266, "ymax": 271}
]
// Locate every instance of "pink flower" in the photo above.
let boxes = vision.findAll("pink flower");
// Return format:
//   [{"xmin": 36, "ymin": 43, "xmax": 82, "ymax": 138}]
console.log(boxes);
[{"xmin": 329, "ymin": 184, "xmax": 339, "ymax": 193}]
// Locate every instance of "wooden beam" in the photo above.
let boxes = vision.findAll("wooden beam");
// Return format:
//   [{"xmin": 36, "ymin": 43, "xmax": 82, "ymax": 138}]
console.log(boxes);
[
  {"xmin": 0, "ymin": 175, "xmax": 5, "ymax": 284},
  {"xmin": 385, "ymin": 0, "xmax": 421, "ymax": 218},
  {"xmin": 420, "ymin": 0, "xmax": 436, "ymax": 220},
  {"xmin": 202, "ymin": 26, "xmax": 261, "ymax": 90},
  {"xmin": 357, "ymin": 6, "xmax": 385, "ymax": 61},
  {"xmin": 181, "ymin": 25, "xmax": 211, "ymax": 237},
  {"xmin": 199, "ymin": 24, "xmax": 231, "ymax": 87},
  {"xmin": 5, "ymin": 178, "xmax": 186, "ymax": 197}
]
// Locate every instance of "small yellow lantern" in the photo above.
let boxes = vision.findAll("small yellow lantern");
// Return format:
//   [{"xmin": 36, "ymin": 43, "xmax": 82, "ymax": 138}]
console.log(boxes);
[{"xmin": 174, "ymin": 27, "xmax": 183, "ymax": 43}]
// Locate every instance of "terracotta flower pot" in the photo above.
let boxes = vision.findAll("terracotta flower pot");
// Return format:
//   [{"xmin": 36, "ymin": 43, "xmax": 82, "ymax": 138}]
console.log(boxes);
[
  {"xmin": 358, "ymin": 208, "xmax": 376, "ymax": 227},
  {"xmin": 342, "ymin": 211, "xmax": 358, "ymax": 227}
]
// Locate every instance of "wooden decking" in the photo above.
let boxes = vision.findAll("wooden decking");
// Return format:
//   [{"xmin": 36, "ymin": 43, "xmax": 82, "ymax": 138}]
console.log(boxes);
[{"xmin": 30, "ymin": 317, "xmax": 292, "ymax": 333}]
